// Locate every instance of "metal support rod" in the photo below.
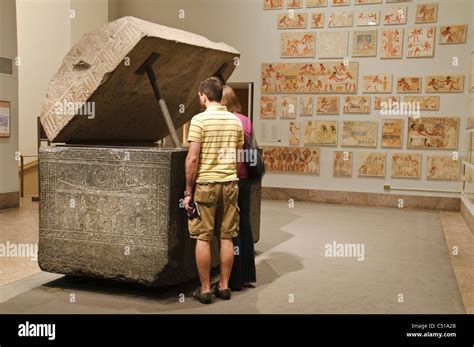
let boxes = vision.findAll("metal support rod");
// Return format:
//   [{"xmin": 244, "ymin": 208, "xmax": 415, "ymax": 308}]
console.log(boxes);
[
  {"xmin": 386, "ymin": 186, "xmax": 460, "ymax": 194},
  {"xmin": 20, "ymin": 155, "xmax": 24, "ymax": 198}
]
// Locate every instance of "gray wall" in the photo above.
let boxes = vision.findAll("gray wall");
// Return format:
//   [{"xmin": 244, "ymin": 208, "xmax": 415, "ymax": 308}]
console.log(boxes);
[
  {"xmin": 115, "ymin": 0, "xmax": 473, "ymax": 197},
  {"xmin": 0, "ymin": 0, "xmax": 19, "ymax": 195}
]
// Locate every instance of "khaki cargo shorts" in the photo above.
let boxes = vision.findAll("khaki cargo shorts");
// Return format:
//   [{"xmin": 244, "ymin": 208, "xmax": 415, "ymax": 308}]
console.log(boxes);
[{"xmin": 188, "ymin": 181, "xmax": 240, "ymax": 241}]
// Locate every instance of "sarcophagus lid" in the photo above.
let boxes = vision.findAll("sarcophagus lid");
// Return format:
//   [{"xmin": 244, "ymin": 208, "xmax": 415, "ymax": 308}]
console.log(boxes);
[{"xmin": 39, "ymin": 16, "xmax": 240, "ymax": 144}]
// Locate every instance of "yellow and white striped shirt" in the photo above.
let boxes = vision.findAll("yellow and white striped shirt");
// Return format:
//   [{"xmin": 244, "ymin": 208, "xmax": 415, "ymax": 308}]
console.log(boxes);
[{"xmin": 187, "ymin": 105, "xmax": 244, "ymax": 183}]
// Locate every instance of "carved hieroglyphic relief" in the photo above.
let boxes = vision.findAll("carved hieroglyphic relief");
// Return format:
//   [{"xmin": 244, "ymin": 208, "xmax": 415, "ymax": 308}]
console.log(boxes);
[
  {"xmin": 358, "ymin": 152, "xmax": 386, "ymax": 177},
  {"xmin": 426, "ymin": 156, "xmax": 460, "ymax": 180},
  {"xmin": 408, "ymin": 117, "xmax": 459, "ymax": 149},
  {"xmin": 263, "ymin": 146, "xmax": 321, "ymax": 174},
  {"xmin": 391, "ymin": 153, "xmax": 421, "ymax": 179},
  {"xmin": 333, "ymin": 151, "xmax": 353, "ymax": 176}
]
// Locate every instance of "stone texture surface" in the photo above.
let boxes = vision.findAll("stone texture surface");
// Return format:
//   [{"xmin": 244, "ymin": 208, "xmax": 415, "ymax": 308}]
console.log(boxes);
[
  {"xmin": 0, "ymin": 191, "xmax": 20, "ymax": 209},
  {"xmin": 262, "ymin": 187, "xmax": 461, "ymax": 212},
  {"xmin": 39, "ymin": 16, "xmax": 239, "ymax": 144},
  {"xmin": 38, "ymin": 146, "xmax": 220, "ymax": 286}
]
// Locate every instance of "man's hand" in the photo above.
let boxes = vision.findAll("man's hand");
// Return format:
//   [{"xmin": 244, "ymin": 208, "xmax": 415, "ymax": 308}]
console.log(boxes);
[{"xmin": 183, "ymin": 196, "xmax": 193, "ymax": 213}]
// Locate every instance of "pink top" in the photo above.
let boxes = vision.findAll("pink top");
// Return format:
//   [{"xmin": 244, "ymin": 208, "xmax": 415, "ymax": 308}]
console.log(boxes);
[{"xmin": 234, "ymin": 112, "xmax": 252, "ymax": 179}]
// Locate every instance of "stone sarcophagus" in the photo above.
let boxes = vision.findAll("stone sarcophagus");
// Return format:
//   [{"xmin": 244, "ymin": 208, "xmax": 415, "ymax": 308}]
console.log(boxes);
[{"xmin": 37, "ymin": 17, "xmax": 260, "ymax": 287}]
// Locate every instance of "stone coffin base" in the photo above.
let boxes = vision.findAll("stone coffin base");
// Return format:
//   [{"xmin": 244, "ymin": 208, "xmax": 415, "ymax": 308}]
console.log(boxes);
[
  {"xmin": 38, "ymin": 146, "xmax": 220, "ymax": 287},
  {"xmin": 0, "ymin": 191, "xmax": 20, "ymax": 209},
  {"xmin": 262, "ymin": 187, "xmax": 460, "ymax": 212}
]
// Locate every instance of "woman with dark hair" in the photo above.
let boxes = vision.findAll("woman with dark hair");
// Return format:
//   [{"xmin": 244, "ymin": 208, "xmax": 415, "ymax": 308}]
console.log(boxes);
[{"xmin": 221, "ymin": 85, "xmax": 257, "ymax": 290}]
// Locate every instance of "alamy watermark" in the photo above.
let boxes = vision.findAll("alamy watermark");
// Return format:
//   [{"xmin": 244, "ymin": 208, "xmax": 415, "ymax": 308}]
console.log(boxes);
[
  {"xmin": 325, "ymin": 241, "xmax": 365, "ymax": 262},
  {"xmin": 0, "ymin": 241, "xmax": 38, "ymax": 261},
  {"xmin": 54, "ymin": 99, "xmax": 95, "ymax": 119},
  {"xmin": 218, "ymin": 148, "xmax": 258, "ymax": 167},
  {"xmin": 380, "ymin": 101, "xmax": 420, "ymax": 118}
]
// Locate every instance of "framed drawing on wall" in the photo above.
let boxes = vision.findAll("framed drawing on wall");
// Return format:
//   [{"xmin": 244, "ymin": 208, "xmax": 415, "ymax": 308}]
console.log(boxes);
[
  {"xmin": 397, "ymin": 77, "xmax": 421, "ymax": 93},
  {"xmin": 358, "ymin": 152, "xmax": 386, "ymax": 177},
  {"xmin": 375, "ymin": 95, "xmax": 399, "ymax": 110},
  {"xmin": 279, "ymin": 96, "xmax": 297, "ymax": 118},
  {"xmin": 356, "ymin": 10, "xmax": 380, "ymax": 26},
  {"xmin": 426, "ymin": 156, "xmax": 460, "ymax": 180},
  {"xmin": 391, "ymin": 153, "xmax": 421, "ymax": 179},
  {"xmin": 439, "ymin": 25, "xmax": 468, "ymax": 44},
  {"xmin": 363, "ymin": 74, "xmax": 392, "ymax": 93},
  {"xmin": 342, "ymin": 120, "xmax": 378, "ymax": 147},
  {"xmin": 383, "ymin": 6, "xmax": 407, "ymax": 25},
  {"xmin": 352, "ymin": 30, "xmax": 377, "ymax": 57},
  {"xmin": 260, "ymin": 96, "xmax": 277, "ymax": 119},
  {"xmin": 277, "ymin": 12, "xmax": 308, "ymax": 29},
  {"xmin": 303, "ymin": 120, "xmax": 338, "ymax": 146},
  {"xmin": 317, "ymin": 96, "xmax": 340, "ymax": 115},
  {"xmin": 287, "ymin": 0, "xmax": 303, "ymax": 8},
  {"xmin": 264, "ymin": 0, "xmax": 283, "ymax": 9},
  {"xmin": 311, "ymin": 12, "xmax": 325, "ymax": 28},
  {"xmin": 319, "ymin": 31, "xmax": 348, "ymax": 58},
  {"xmin": 300, "ymin": 96, "xmax": 314, "ymax": 116},
  {"xmin": 471, "ymin": 53, "xmax": 474, "ymax": 92},
  {"xmin": 0, "ymin": 101, "xmax": 11, "ymax": 138},
  {"xmin": 333, "ymin": 151, "xmax": 353, "ymax": 176},
  {"xmin": 355, "ymin": 0, "xmax": 381, "ymax": 4},
  {"xmin": 289, "ymin": 121, "xmax": 301, "ymax": 145},
  {"xmin": 382, "ymin": 119, "xmax": 403, "ymax": 148},
  {"xmin": 407, "ymin": 117, "xmax": 459, "ymax": 150},
  {"xmin": 425, "ymin": 75, "xmax": 464, "ymax": 93},
  {"xmin": 307, "ymin": 0, "xmax": 328, "ymax": 7},
  {"xmin": 343, "ymin": 96, "xmax": 371, "ymax": 113},
  {"xmin": 280, "ymin": 32, "xmax": 316, "ymax": 58},
  {"xmin": 328, "ymin": 11, "xmax": 354, "ymax": 27},
  {"xmin": 381, "ymin": 28, "xmax": 403, "ymax": 59},
  {"xmin": 406, "ymin": 26, "xmax": 435, "ymax": 58},
  {"xmin": 263, "ymin": 146, "xmax": 321, "ymax": 174},
  {"xmin": 403, "ymin": 96, "xmax": 439, "ymax": 110},
  {"xmin": 330, "ymin": 0, "xmax": 350, "ymax": 6},
  {"xmin": 415, "ymin": 3, "xmax": 438, "ymax": 24}
]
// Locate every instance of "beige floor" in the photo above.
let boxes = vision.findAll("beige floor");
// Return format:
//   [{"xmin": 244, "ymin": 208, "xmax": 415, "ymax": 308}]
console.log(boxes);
[{"xmin": 0, "ymin": 198, "xmax": 471, "ymax": 313}]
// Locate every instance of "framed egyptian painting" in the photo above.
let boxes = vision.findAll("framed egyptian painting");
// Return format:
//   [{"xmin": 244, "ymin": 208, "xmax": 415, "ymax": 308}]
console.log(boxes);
[
  {"xmin": 303, "ymin": 120, "xmax": 338, "ymax": 146},
  {"xmin": 342, "ymin": 121, "xmax": 378, "ymax": 147},
  {"xmin": 426, "ymin": 156, "xmax": 460, "ymax": 180},
  {"xmin": 279, "ymin": 96, "xmax": 297, "ymax": 118},
  {"xmin": 397, "ymin": 77, "xmax": 421, "ymax": 93},
  {"xmin": 289, "ymin": 121, "xmax": 301, "ymax": 145},
  {"xmin": 330, "ymin": 0, "xmax": 350, "ymax": 6},
  {"xmin": 402, "ymin": 96, "xmax": 439, "ymax": 111},
  {"xmin": 260, "ymin": 96, "xmax": 277, "ymax": 119},
  {"xmin": 352, "ymin": 30, "xmax": 377, "ymax": 57},
  {"xmin": 300, "ymin": 96, "xmax": 314, "ymax": 116},
  {"xmin": 363, "ymin": 74, "xmax": 392, "ymax": 93},
  {"xmin": 381, "ymin": 28, "xmax": 403, "ymax": 59},
  {"xmin": 261, "ymin": 62, "xmax": 358, "ymax": 93},
  {"xmin": 311, "ymin": 12, "xmax": 325, "ymax": 28},
  {"xmin": 333, "ymin": 151, "xmax": 353, "ymax": 177},
  {"xmin": 374, "ymin": 95, "xmax": 399, "ymax": 110},
  {"xmin": 277, "ymin": 12, "xmax": 308, "ymax": 29},
  {"xmin": 439, "ymin": 25, "xmax": 467, "ymax": 44},
  {"xmin": 358, "ymin": 152, "xmax": 386, "ymax": 177},
  {"xmin": 383, "ymin": 6, "xmax": 407, "ymax": 25},
  {"xmin": 316, "ymin": 96, "xmax": 340, "ymax": 115},
  {"xmin": 356, "ymin": 10, "xmax": 380, "ymax": 26},
  {"xmin": 264, "ymin": 0, "xmax": 284, "ymax": 9},
  {"xmin": 407, "ymin": 117, "xmax": 459, "ymax": 150},
  {"xmin": 391, "ymin": 153, "xmax": 421, "ymax": 179},
  {"xmin": 328, "ymin": 11, "xmax": 354, "ymax": 27},
  {"xmin": 354, "ymin": 0, "xmax": 381, "ymax": 4},
  {"xmin": 306, "ymin": 0, "xmax": 328, "ymax": 7},
  {"xmin": 319, "ymin": 31, "xmax": 348, "ymax": 58},
  {"xmin": 280, "ymin": 32, "xmax": 316, "ymax": 58},
  {"xmin": 382, "ymin": 119, "xmax": 403, "ymax": 148},
  {"xmin": 343, "ymin": 96, "xmax": 371, "ymax": 113},
  {"xmin": 406, "ymin": 26, "xmax": 435, "ymax": 58},
  {"xmin": 425, "ymin": 75, "xmax": 464, "ymax": 93},
  {"xmin": 415, "ymin": 3, "xmax": 438, "ymax": 24},
  {"xmin": 0, "ymin": 101, "xmax": 11, "ymax": 138},
  {"xmin": 287, "ymin": 0, "xmax": 303, "ymax": 8},
  {"xmin": 262, "ymin": 146, "xmax": 321, "ymax": 174}
]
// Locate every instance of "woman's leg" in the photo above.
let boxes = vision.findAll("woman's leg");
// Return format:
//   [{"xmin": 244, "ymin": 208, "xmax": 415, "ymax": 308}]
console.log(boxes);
[{"xmin": 238, "ymin": 179, "xmax": 256, "ymax": 284}]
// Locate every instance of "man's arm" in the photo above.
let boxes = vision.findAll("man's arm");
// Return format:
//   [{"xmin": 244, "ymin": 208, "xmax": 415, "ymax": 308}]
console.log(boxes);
[{"xmin": 185, "ymin": 141, "xmax": 201, "ymax": 197}]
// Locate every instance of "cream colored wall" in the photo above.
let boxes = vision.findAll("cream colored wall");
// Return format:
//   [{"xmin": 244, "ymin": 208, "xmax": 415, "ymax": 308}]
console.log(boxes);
[
  {"xmin": 115, "ymin": 0, "xmax": 473, "ymax": 198},
  {"xmin": 0, "ymin": 0, "xmax": 19, "ymax": 194},
  {"xmin": 16, "ymin": 0, "xmax": 71, "ymax": 165},
  {"xmin": 70, "ymin": 0, "xmax": 109, "ymax": 45}
]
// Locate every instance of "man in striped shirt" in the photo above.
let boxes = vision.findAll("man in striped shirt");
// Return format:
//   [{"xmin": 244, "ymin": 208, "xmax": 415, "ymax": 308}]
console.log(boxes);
[{"xmin": 184, "ymin": 77, "xmax": 244, "ymax": 304}]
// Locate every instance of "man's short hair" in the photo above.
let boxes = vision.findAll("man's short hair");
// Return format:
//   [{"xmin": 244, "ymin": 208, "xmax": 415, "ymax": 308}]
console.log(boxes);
[{"xmin": 198, "ymin": 77, "xmax": 224, "ymax": 102}]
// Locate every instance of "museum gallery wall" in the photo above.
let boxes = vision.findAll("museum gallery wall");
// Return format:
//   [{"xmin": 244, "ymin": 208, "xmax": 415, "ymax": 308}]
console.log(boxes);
[{"xmin": 259, "ymin": 0, "xmax": 472, "ymax": 195}]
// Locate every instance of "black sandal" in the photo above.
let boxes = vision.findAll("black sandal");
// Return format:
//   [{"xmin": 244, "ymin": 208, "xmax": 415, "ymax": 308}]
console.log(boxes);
[{"xmin": 192, "ymin": 287, "xmax": 213, "ymax": 304}]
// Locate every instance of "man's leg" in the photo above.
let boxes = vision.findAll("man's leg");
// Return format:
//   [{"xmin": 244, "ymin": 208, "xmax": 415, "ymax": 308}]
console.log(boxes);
[
  {"xmin": 195, "ymin": 239, "xmax": 212, "ymax": 293},
  {"xmin": 219, "ymin": 238, "xmax": 234, "ymax": 290}
]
